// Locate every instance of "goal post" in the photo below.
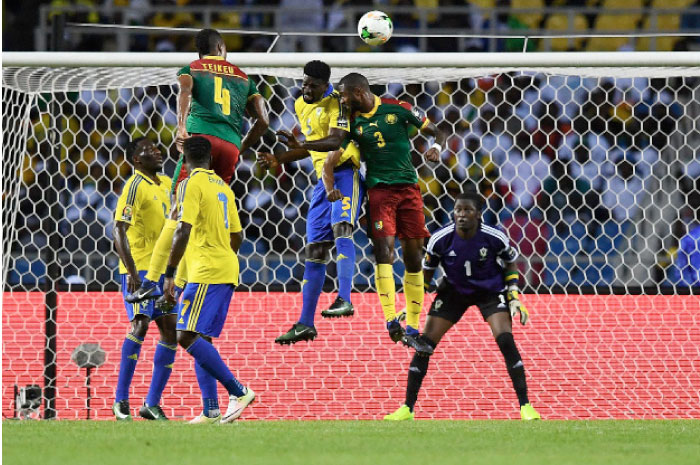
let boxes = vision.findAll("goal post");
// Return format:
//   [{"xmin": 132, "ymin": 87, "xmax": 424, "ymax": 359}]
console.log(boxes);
[{"xmin": 2, "ymin": 52, "xmax": 699, "ymax": 420}]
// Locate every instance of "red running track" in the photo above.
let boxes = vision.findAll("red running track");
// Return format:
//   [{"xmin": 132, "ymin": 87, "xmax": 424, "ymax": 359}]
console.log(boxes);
[{"xmin": 2, "ymin": 292, "xmax": 699, "ymax": 420}]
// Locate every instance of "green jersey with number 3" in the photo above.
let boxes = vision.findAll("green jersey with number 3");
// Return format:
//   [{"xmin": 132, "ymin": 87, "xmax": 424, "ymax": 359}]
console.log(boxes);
[
  {"xmin": 177, "ymin": 55, "xmax": 260, "ymax": 148},
  {"xmin": 341, "ymin": 96, "xmax": 429, "ymax": 189}
]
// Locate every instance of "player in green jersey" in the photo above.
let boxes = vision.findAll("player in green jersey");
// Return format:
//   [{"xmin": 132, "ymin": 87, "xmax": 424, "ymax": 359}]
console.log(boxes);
[
  {"xmin": 326, "ymin": 72, "xmax": 446, "ymax": 351},
  {"xmin": 127, "ymin": 28, "xmax": 268, "ymax": 305}
]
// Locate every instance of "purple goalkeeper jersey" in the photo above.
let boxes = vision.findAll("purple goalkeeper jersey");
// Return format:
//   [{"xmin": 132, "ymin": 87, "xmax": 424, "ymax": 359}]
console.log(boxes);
[{"xmin": 423, "ymin": 223, "xmax": 519, "ymax": 295}]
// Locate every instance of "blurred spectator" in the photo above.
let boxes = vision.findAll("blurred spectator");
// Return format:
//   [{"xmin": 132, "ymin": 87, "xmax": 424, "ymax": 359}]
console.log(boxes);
[
  {"xmin": 600, "ymin": 154, "xmax": 646, "ymax": 223},
  {"xmin": 275, "ymin": 0, "xmax": 323, "ymax": 52},
  {"xmin": 537, "ymin": 159, "xmax": 596, "ymax": 234},
  {"xmin": 672, "ymin": 190, "xmax": 700, "ymax": 287}
]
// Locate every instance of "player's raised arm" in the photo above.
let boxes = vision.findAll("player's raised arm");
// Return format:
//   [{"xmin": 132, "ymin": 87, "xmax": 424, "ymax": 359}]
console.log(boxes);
[
  {"xmin": 322, "ymin": 148, "xmax": 345, "ymax": 202},
  {"xmin": 419, "ymin": 120, "xmax": 446, "ymax": 163},
  {"xmin": 240, "ymin": 93, "xmax": 269, "ymax": 154},
  {"xmin": 257, "ymin": 147, "xmax": 311, "ymax": 171},
  {"xmin": 176, "ymin": 74, "xmax": 194, "ymax": 152}
]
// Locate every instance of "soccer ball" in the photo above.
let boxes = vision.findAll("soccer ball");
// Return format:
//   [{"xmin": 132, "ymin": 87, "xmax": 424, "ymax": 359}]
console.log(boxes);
[{"xmin": 358, "ymin": 11, "xmax": 393, "ymax": 46}]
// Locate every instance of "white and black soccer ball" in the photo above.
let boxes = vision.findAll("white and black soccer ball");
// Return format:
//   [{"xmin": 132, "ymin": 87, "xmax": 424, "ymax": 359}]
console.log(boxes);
[{"xmin": 358, "ymin": 11, "xmax": 393, "ymax": 46}]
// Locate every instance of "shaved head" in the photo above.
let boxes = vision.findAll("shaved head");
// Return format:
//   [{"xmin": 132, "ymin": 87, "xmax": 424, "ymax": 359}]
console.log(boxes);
[{"xmin": 339, "ymin": 73, "xmax": 370, "ymax": 92}]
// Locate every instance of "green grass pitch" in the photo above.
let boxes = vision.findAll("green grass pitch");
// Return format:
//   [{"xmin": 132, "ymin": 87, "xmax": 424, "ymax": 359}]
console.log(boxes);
[{"xmin": 3, "ymin": 420, "xmax": 699, "ymax": 465}]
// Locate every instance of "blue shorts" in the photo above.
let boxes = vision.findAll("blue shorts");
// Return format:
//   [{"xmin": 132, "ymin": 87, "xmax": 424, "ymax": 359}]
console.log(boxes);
[
  {"xmin": 121, "ymin": 271, "xmax": 170, "ymax": 321},
  {"xmin": 176, "ymin": 283, "xmax": 235, "ymax": 338},
  {"xmin": 307, "ymin": 166, "xmax": 365, "ymax": 244}
]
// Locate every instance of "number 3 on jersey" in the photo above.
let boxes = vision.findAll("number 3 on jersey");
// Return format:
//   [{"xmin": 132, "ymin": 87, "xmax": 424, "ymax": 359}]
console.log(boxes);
[{"xmin": 214, "ymin": 76, "xmax": 231, "ymax": 115}]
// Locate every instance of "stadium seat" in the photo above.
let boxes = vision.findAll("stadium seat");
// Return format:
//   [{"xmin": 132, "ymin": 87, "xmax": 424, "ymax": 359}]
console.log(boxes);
[
  {"xmin": 638, "ymin": 14, "xmax": 682, "ymax": 51},
  {"xmin": 511, "ymin": 0, "xmax": 545, "ymax": 29},
  {"xmin": 587, "ymin": 14, "xmax": 640, "ymax": 51},
  {"xmin": 602, "ymin": 0, "xmax": 645, "ymax": 12},
  {"xmin": 542, "ymin": 14, "xmax": 589, "ymax": 51},
  {"xmin": 650, "ymin": 0, "xmax": 694, "ymax": 7},
  {"xmin": 468, "ymin": 0, "xmax": 496, "ymax": 9}
]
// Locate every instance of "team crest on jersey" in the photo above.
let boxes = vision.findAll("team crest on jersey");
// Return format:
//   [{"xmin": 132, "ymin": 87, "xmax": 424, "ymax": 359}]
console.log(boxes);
[
  {"xmin": 317, "ymin": 108, "xmax": 323, "ymax": 116},
  {"xmin": 121, "ymin": 205, "xmax": 133, "ymax": 221},
  {"xmin": 385, "ymin": 114, "xmax": 397, "ymax": 124},
  {"xmin": 356, "ymin": 126, "xmax": 363, "ymax": 136},
  {"xmin": 479, "ymin": 247, "xmax": 488, "ymax": 261},
  {"xmin": 374, "ymin": 221, "xmax": 383, "ymax": 230}
]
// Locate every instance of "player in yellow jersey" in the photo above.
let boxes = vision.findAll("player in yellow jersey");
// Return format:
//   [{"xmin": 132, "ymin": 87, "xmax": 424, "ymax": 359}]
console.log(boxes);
[
  {"xmin": 257, "ymin": 61, "xmax": 364, "ymax": 345},
  {"xmin": 161, "ymin": 136, "xmax": 254, "ymax": 424},
  {"xmin": 112, "ymin": 137, "xmax": 177, "ymax": 421}
]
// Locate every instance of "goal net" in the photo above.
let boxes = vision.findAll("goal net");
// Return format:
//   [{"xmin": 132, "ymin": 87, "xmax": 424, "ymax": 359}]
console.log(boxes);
[{"xmin": 2, "ymin": 52, "xmax": 699, "ymax": 420}]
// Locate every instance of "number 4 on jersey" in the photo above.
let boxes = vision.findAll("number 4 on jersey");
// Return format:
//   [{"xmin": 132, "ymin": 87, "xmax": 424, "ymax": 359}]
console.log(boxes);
[{"xmin": 214, "ymin": 76, "xmax": 230, "ymax": 115}]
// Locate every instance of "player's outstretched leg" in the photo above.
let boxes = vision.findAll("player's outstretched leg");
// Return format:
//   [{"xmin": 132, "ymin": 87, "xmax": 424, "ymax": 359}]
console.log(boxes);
[
  {"xmin": 189, "ymin": 359, "xmax": 222, "ymax": 424},
  {"xmin": 494, "ymin": 330, "xmax": 540, "ymax": 420},
  {"xmin": 322, "ymin": 231, "xmax": 356, "ymax": 318},
  {"xmin": 385, "ymin": 336, "xmax": 436, "ymax": 420},
  {"xmin": 375, "ymin": 263, "xmax": 404, "ymax": 342},
  {"xmin": 180, "ymin": 333, "xmax": 254, "ymax": 423},
  {"xmin": 113, "ymin": 318, "xmax": 148, "ymax": 421}
]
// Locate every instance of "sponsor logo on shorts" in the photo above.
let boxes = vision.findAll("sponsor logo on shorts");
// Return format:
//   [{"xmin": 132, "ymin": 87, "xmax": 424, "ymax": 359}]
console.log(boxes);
[
  {"xmin": 434, "ymin": 299, "xmax": 443, "ymax": 310},
  {"xmin": 375, "ymin": 221, "xmax": 383, "ymax": 230}
]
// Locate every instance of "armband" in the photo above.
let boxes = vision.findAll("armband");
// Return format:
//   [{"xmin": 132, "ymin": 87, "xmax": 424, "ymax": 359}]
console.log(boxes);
[
  {"xmin": 164, "ymin": 266, "xmax": 177, "ymax": 279},
  {"xmin": 504, "ymin": 270, "xmax": 519, "ymax": 287}
]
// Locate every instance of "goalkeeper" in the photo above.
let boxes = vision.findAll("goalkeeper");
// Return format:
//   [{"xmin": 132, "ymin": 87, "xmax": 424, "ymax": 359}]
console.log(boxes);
[
  {"xmin": 384, "ymin": 192, "xmax": 541, "ymax": 421},
  {"xmin": 127, "ymin": 27, "xmax": 268, "ymax": 304}
]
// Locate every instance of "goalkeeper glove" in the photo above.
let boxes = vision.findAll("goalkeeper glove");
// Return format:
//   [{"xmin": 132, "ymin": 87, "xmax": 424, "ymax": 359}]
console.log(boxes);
[{"xmin": 506, "ymin": 285, "xmax": 529, "ymax": 325}]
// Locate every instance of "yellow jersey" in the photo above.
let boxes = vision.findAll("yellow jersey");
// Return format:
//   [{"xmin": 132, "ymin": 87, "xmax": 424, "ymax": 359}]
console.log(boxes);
[
  {"xmin": 295, "ymin": 90, "xmax": 361, "ymax": 178},
  {"xmin": 114, "ymin": 170, "xmax": 172, "ymax": 274},
  {"xmin": 177, "ymin": 168, "xmax": 242, "ymax": 285}
]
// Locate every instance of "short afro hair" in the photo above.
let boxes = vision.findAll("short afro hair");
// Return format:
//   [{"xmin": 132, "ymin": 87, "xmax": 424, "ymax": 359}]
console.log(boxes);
[
  {"xmin": 183, "ymin": 136, "xmax": 212, "ymax": 165},
  {"xmin": 125, "ymin": 136, "xmax": 148, "ymax": 164},
  {"xmin": 303, "ymin": 60, "xmax": 331, "ymax": 82},
  {"xmin": 455, "ymin": 191, "xmax": 485, "ymax": 210},
  {"xmin": 339, "ymin": 72, "xmax": 370, "ymax": 91},
  {"xmin": 196, "ymin": 28, "xmax": 223, "ymax": 57}
]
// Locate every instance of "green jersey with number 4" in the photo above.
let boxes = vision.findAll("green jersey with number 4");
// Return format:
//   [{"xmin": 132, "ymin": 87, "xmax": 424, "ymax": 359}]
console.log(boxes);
[
  {"xmin": 177, "ymin": 55, "xmax": 260, "ymax": 148},
  {"xmin": 341, "ymin": 96, "xmax": 429, "ymax": 189}
]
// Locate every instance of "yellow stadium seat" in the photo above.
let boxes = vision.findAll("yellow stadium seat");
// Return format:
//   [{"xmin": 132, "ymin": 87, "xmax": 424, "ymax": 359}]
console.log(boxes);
[
  {"xmin": 511, "ymin": 0, "xmax": 545, "ymax": 29},
  {"xmin": 542, "ymin": 14, "xmax": 588, "ymax": 51},
  {"xmin": 638, "ymin": 14, "xmax": 682, "ymax": 51},
  {"xmin": 601, "ymin": 0, "xmax": 644, "ymax": 23},
  {"xmin": 587, "ymin": 14, "xmax": 640, "ymax": 50},
  {"xmin": 650, "ymin": 0, "xmax": 694, "ymax": 8},
  {"xmin": 468, "ymin": 0, "xmax": 496, "ymax": 9},
  {"xmin": 602, "ymin": 0, "xmax": 644, "ymax": 9}
]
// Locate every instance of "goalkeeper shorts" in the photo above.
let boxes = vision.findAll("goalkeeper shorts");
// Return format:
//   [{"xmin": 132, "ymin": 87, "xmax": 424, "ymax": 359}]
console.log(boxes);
[{"xmin": 428, "ymin": 280, "xmax": 509, "ymax": 323}]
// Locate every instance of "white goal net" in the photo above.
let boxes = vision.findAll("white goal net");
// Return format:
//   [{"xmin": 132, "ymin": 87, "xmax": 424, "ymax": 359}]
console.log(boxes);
[{"xmin": 2, "ymin": 52, "xmax": 699, "ymax": 420}]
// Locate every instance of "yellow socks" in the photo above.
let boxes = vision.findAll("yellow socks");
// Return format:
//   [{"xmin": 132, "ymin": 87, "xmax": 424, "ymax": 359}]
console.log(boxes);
[
  {"xmin": 145, "ymin": 219, "xmax": 177, "ymax": 282},
  {"xmin": 375, "ymin": 264, "xmax": 396, "ymax": 322},
  {"xmin": 403, "ymin": 271, "xmax": 424, "ymax": 330}
]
